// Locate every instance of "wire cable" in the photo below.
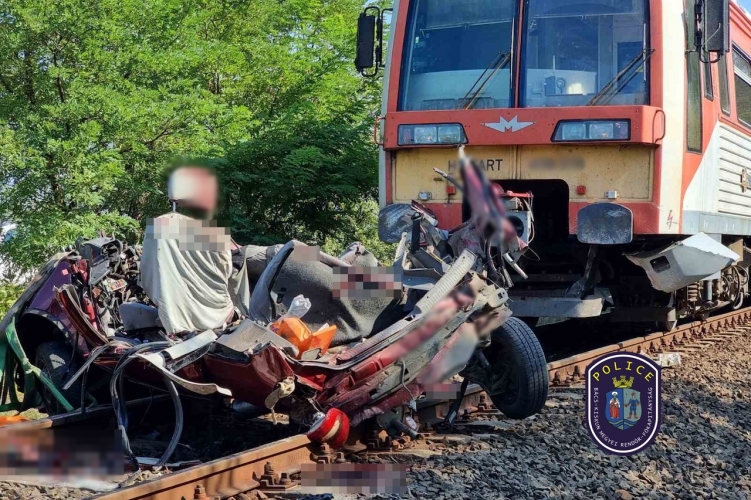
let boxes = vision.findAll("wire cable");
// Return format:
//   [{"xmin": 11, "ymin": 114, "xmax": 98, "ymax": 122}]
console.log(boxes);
[{"xmin": 109, "ymin": 342, "xmax": 183, "ymax": 470}]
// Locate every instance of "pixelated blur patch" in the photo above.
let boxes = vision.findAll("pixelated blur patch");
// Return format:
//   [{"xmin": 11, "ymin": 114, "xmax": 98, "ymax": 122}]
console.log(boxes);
[
  {"xmin": 300, "ymin": 463, "xmax": 407, "ymax": 495},
  {"xmin": 290, "ymin": 245, "xmax": 321, "ymax": 262},
  {"xmin": 0, "ymin": 426, "xmax": 123, "ymax": 477},
  {"xmin": 332, "ymin": 266, "xmax": 402, "ymax": 300},
  {"xmin": 424, "ymin": 382, "xmax": 463, "ymax": 400},
  {"xmin": 146, "ymin": 216, "xmax": 231, "ymax": 252}
]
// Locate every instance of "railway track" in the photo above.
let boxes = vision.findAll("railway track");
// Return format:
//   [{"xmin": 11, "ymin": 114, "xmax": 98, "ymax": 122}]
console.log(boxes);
[
  {"xmin": 4, "ymin": 305, "xmax": 751, "ymax": 499},
  {"xmin": 547, "ymin": 306, "xmax": 751, "ymax": 387}
]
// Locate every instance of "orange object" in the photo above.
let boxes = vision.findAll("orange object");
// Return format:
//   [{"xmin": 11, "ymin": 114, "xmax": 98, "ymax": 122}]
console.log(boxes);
[
  {"xmin": 271, "ymin": 318, "xmax": 338, "ymax": 358},
  {"xmin": 0, "ymin": 415, "xmax": 28, "ymax": 427},
  {"xmin": 309, "ymin": 324, "xmax": 337, "ymax": 355},
  {"xmin": 272, "ymin": 317, "xmax": 312, "ymax": 355}
]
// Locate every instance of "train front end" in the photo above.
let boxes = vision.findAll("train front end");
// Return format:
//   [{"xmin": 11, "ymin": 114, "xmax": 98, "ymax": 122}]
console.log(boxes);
[{"xmin": 359, "ymin": 0, "xmax": 744, "ymax": 327}]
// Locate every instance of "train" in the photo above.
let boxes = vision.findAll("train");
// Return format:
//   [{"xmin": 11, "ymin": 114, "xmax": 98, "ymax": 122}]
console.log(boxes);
[{"xmin": 356, "ymin": 0, "xmax": 751, "ymax": 330}]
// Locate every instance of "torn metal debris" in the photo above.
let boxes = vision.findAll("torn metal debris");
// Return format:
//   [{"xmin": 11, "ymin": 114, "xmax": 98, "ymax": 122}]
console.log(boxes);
[{"xmin": 0, "ymin": 150, "xmax": 549, "ymax": 467}]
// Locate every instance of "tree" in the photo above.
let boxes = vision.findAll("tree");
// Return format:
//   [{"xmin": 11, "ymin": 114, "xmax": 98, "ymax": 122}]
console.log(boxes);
[
  {"xmin": 0, "ymin": 0, "xmax": 381, "ymax": 271},
  {"xmin": 217, "ymin": 103, "xmax": 378, "ymax": 243},
  {"xmin": 0, "ymin": 283, "xmax": 23, "ymax": 318}
]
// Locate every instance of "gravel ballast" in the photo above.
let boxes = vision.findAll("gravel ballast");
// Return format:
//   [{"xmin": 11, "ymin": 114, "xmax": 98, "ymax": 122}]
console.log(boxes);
[
  {"xmin": 1, "ymin": 330, "xmax": 750, "ymax": 499},
  {"xmin": 397, "ymin": 330, "xmax": 751, "ymax": 499}
]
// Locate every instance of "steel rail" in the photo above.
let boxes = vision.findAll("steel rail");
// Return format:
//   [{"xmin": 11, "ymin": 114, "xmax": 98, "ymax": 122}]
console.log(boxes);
[
  {"xmin": 92, "ymin": 434, "xmax": 317, "ymax": 500},
  {"xmin": 547, "ymin": 306, "xmax": 751, "ymax": 386},
  {"xmin": 12, "ymin": 306, "xmax": 751, "ymax": 499}
]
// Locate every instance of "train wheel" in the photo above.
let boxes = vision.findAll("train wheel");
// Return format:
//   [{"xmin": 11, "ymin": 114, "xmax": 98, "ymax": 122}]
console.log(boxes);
[
  {"xmin": 731, "ymin": 265, "xmax": 748, "ymax": 310},
  {"xmin": 656, "ymin": 319, "xmax": 678, "ymax": 332},
  {"xmin": 35, "ymin": 341, "xmax": 81, "ymax": 415},
  {"xmin": 481, "ymin": 317, "xmax": 548, "ymax": 419}
]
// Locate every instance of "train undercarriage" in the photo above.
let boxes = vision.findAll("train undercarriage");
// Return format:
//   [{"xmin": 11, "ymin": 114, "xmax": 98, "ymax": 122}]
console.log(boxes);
[{"xmin": 486, "ymin": 179, "xmax": 750, "ymax": 330}]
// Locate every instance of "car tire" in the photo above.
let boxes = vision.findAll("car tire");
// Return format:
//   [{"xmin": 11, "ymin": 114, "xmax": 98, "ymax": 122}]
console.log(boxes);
[
  {"xmin": 35, "ymin": 341, "xmax": 82, "ymax": 415},
  {"xmin": 483, "ymin": 317, "xmax": 548, "ymax": 419}
]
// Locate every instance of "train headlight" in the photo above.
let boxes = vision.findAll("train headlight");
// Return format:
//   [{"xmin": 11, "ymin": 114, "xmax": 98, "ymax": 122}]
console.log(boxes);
[
  {"xmin": 437, "ymin": 124, "xmax": 465, "ymax": 144},
  {"xmin": 413, "ymin": 125, "xmax": 437, "ymax": 144},
  {"xmin": 553, "ymin": 120, "xmax": 630, "ymax": 142},
  {"xmin": 559, "ymin": 122, "xmax": 587, "ymax": 141},
  {"xmin": 398, "ymin": 124, "xmax": 467, "ymax": 145}
]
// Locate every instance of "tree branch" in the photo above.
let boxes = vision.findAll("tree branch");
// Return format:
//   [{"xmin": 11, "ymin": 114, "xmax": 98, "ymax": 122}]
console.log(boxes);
[
  {"xmin": 44, "ymin": 154, "xmax": 63, "ymax": 208},
  {"xmin": 22, "ymin": 50, "xmax": 36, "ymax": 105},
  {"xmin": 143, "ymin": 122, "xmax": 173, "ymax": 148},
  {"xmin": 52, "ymin": 51, "xmax": 66, "ymax": 103}
]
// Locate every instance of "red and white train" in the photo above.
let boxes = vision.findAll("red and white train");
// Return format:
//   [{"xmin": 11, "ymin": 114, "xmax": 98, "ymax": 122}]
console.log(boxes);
[{"xmin": 357, "ymin": 0, "xmax": 751, "ymax": 328}]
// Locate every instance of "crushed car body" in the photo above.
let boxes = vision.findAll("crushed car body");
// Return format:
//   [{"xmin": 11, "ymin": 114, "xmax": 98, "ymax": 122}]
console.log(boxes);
[{"xmin": 0, "ymin": 149, "xmax": 549, "ymax": 466}]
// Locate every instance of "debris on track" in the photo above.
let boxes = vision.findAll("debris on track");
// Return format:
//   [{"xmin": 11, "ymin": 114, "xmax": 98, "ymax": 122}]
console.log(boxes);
[{"xmin": 2, "ymin": 330, "xmax": 750, "ymax": 499}]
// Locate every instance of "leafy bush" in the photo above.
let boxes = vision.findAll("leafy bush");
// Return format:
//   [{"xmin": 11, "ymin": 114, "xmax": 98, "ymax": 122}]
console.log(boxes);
[
  {"xmin": 0, "ymin": 284, "xmax": 24, "ymax": 319},
  {"xmin": 217, "ymin": 103, "xmax": 380, "ymax": 250}
]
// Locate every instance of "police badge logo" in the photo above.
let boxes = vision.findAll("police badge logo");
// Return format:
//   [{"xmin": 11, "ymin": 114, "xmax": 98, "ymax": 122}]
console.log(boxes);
[{"xmin": 585, "ymin": 353, "xmax": 661, "ymax": 455}]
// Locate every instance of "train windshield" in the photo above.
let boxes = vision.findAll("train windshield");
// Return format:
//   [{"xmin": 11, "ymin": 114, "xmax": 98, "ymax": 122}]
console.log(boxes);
[
  {"xmin": 521, "ymin": 0, "xmax": 649, "ymax": 107},
  {"xmin": 398, "ymin": 0, "xmax": 516, "ymax": 111}
]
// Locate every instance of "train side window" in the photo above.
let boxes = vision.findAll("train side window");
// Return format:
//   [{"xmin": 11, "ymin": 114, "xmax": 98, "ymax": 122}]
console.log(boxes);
[
  {"xmin": 733, "ymin": 48, "xmax": 751, "ymax": 127},
  {"xmin": 704, "ymin": 59, "xmax": 714, "ymax": 101},
  {"xmin": 719, "ymin": 54, "xmax": 730, "ymax": 116},
  {"xmin": 685, "ymin": 0, "xmax": 702, "ymax": 152}
]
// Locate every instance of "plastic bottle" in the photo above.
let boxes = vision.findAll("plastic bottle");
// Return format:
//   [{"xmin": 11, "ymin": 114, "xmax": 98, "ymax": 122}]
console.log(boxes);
[
  {"xmin": 280, "ymin": 295, "xmax": 311, "ymax": 320},
  {"xmin": 270, "ymin": 295, "xmax": 311, "ymax": 334}
]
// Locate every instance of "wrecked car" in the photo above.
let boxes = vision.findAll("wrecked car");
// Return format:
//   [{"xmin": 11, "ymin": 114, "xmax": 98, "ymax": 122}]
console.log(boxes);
[{"xmin": 0, "ymin": 150, "xmax": 548, "ymax": 466}]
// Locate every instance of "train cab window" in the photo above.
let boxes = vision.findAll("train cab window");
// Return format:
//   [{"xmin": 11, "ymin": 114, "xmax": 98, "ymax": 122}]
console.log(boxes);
[
  {"xmin": 521, "ymin": 0, "xmax": 649, "ymax": 107},
  {"xmin": 733, "ymin": 48, "xmax": 751, "ymax": 127},
  {"xmin": 685, "ymin": 0, "xmax": 702, "ymax": 152},
  {"xmin": 687, "ymin": 51, "xmax": 702, "ymax": 151},
  {"xmin": 719, "ymin": 54, "xmax": 731, "ymax": 116},
  {"xmin": 399, "ymin": 0, "xmax": 516, "ymax": 111}
]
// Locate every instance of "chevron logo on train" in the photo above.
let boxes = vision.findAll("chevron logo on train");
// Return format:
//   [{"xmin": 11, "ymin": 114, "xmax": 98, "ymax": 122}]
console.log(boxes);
[
  {"xmin": 585, "ymin": 353, "xmax": 661, "ymax": 456},
  {"xmin": 482, "ymin": 116, "xmax": 535, "ymax": 133}
]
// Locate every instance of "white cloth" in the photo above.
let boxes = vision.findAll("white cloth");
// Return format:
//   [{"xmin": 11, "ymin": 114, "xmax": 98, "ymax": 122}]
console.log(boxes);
[{"xmin": 140, "ymin": 212, "xmax": 235, "ymax": 335}]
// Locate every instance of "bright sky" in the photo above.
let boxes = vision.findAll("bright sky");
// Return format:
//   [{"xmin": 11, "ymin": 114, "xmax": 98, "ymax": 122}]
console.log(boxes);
[{"xmin": 742, "ymin": 0, "xmax": 751, "ymax": 11}]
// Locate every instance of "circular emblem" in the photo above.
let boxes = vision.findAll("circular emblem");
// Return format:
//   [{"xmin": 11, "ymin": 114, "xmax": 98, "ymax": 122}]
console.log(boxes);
[{"xmin": 585, "ymin": 353, "xmax": 661, "ymax": 455}]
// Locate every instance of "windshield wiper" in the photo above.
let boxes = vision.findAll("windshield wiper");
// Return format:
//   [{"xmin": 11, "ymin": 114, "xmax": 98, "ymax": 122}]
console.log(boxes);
[
  {"xmin": 459, "ymin": 51, "xmax": 512, "ymax": 110},
  {"xmin": 586, "ymin": 48, "xmax": 655, "ymax": 106}
]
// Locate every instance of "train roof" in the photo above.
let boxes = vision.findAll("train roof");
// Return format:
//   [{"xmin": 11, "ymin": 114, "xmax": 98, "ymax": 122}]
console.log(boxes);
[{"xmin": 732, "ymin": 0, "xmax": 751, "ymax": 23}]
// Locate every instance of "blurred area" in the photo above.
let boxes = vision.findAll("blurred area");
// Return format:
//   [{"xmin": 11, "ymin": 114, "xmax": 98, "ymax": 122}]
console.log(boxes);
[
  {"xmin": 167, "ymin": 164, "xmax": 220, "ymax": 216},
  {"xmin": 300, "ymin": 463, "xmax": 407, "ymax": 495},
  {"xmin": 0, "ymin": 427, "xmax": 123, "ymax": 478}
]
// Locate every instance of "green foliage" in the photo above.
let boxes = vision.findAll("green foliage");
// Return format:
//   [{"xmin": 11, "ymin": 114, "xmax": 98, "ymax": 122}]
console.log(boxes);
[
  {"xmin": 217, "ymin": 103, "xmax": 379, "ymax": 246},
  {"xmin": 0, "ymin": 0, "xmax": 382, "ymax": 270},
  {"xmin": 0, "ymin": 283, "xmax": 23, "ymax": 318},
  {"xmin": 321, "ymin": 199, "xmax": 396, "ymax": 264}
]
